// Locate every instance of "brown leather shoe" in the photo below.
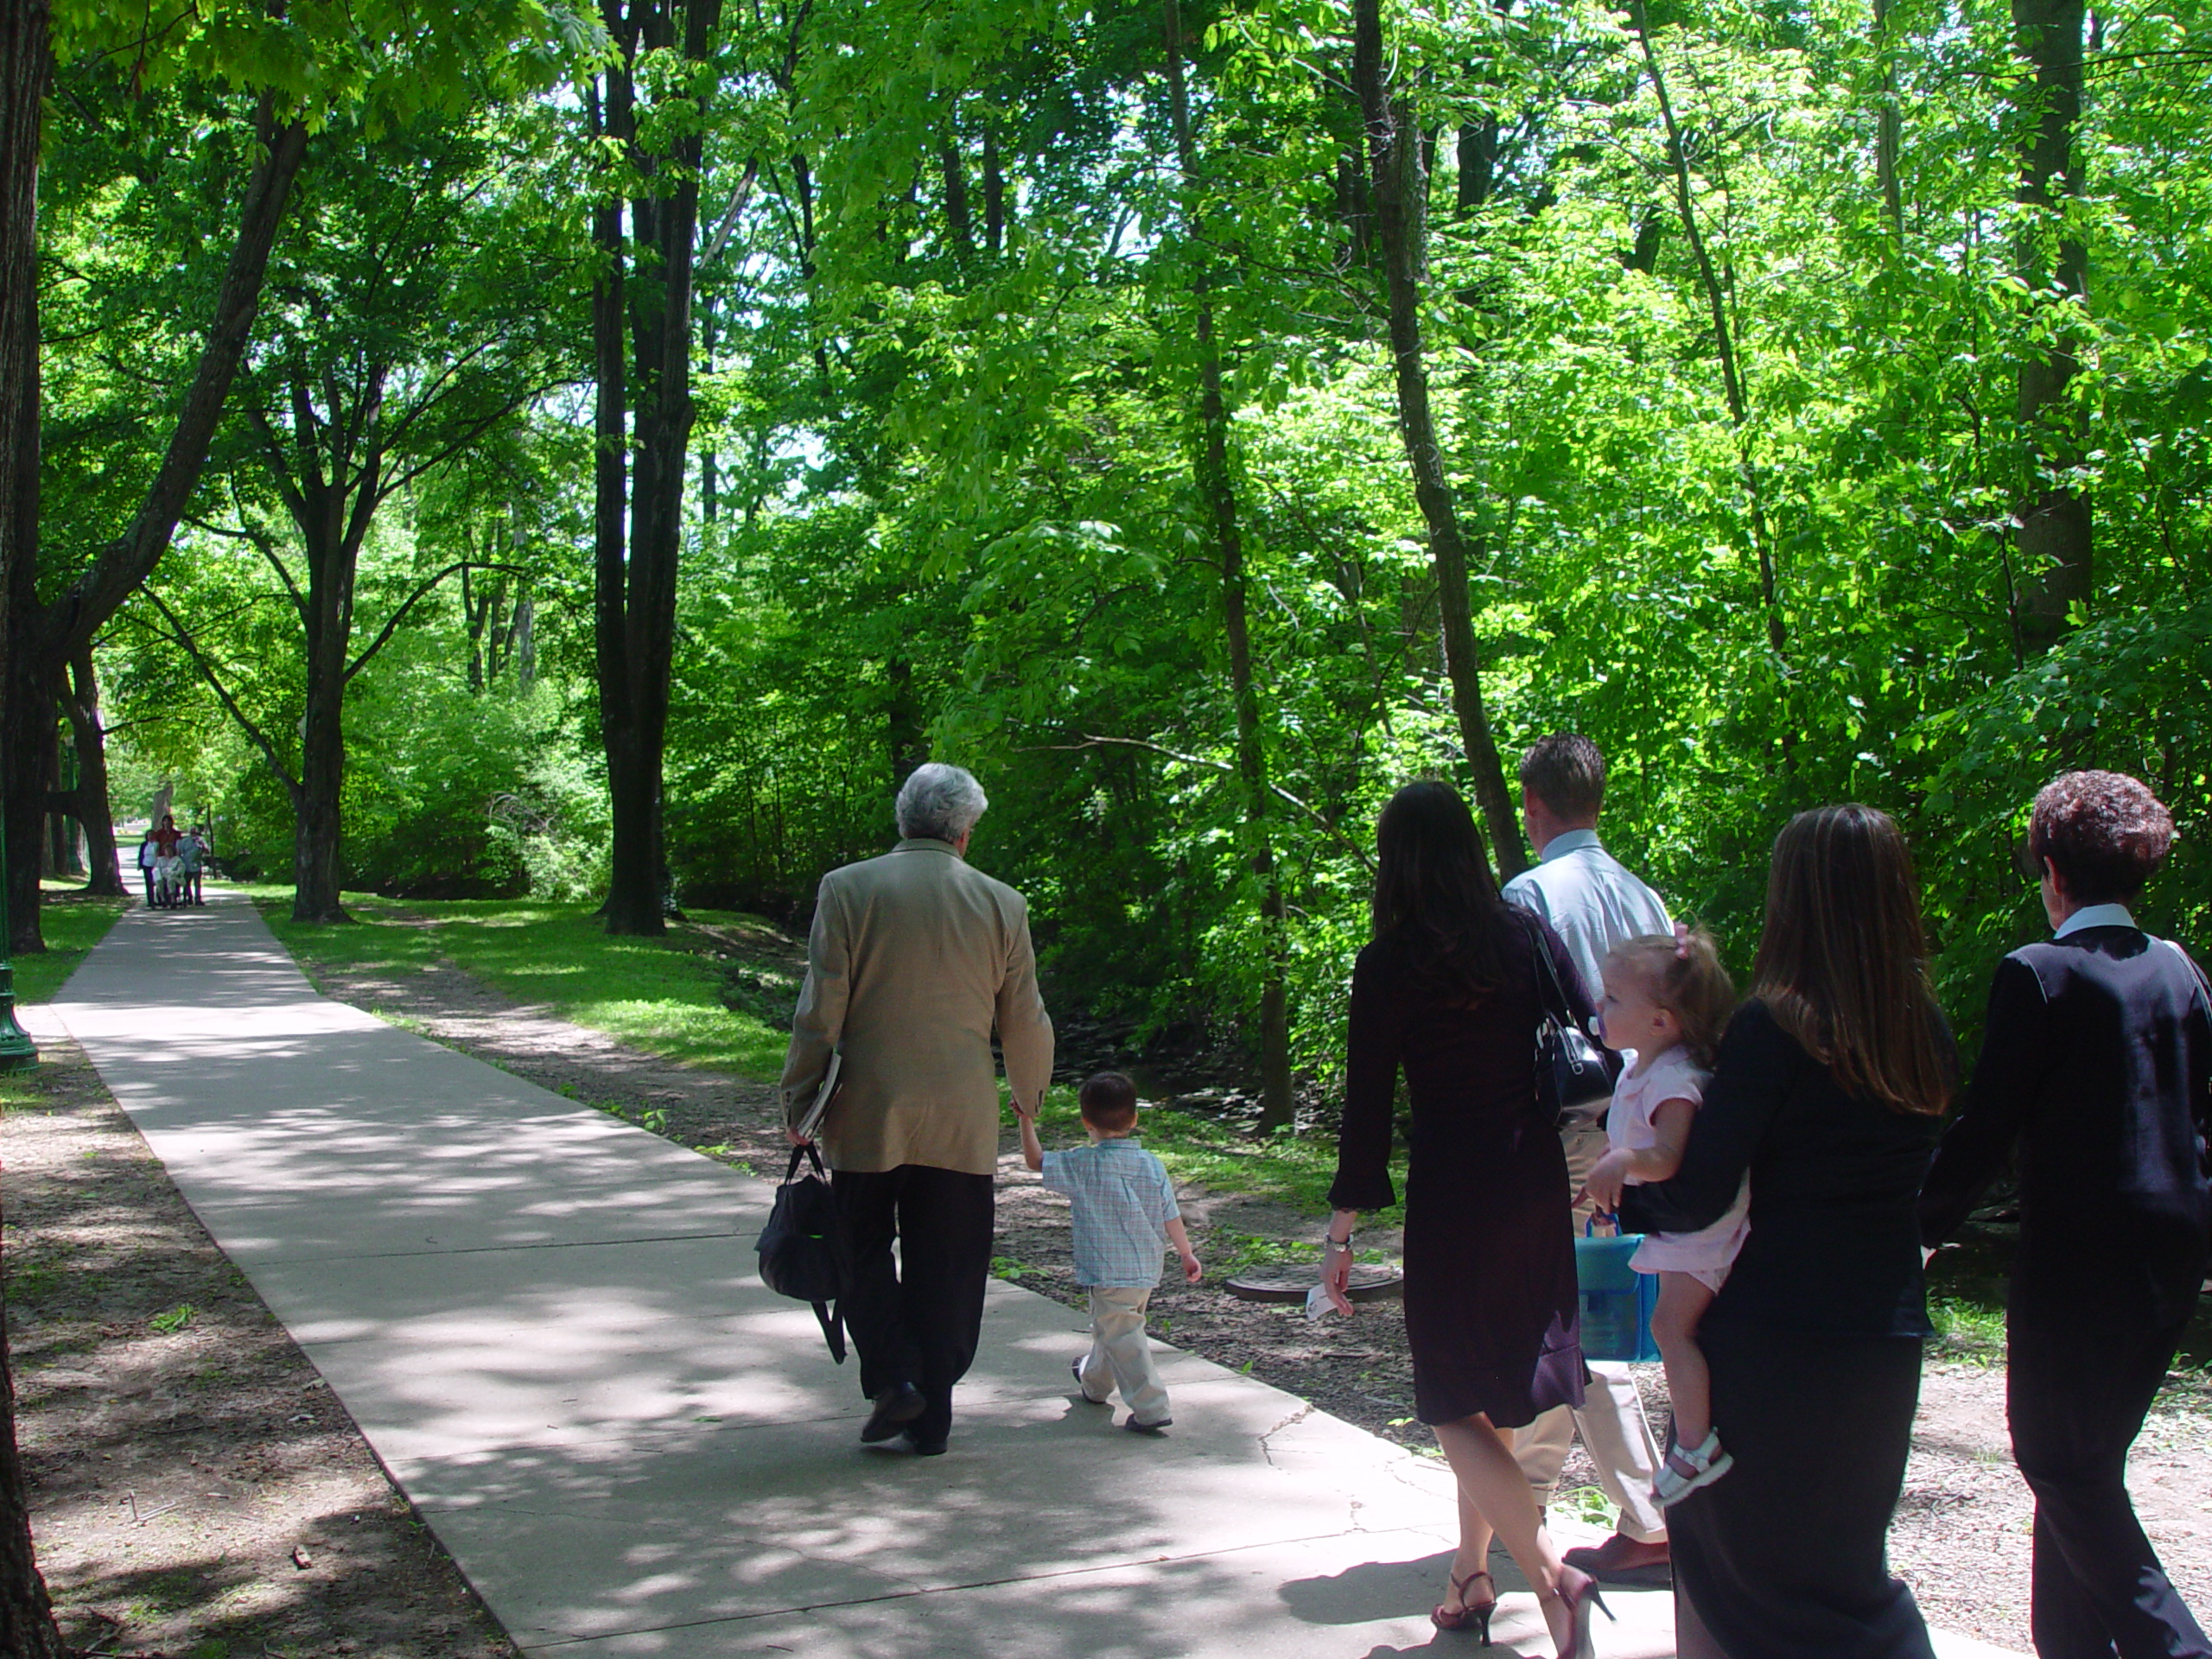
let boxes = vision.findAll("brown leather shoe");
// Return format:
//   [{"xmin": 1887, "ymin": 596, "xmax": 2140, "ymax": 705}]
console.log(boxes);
[{"xmin": 1561, "ymin": 1531, "xmax": 1670, "ymax": 1584}]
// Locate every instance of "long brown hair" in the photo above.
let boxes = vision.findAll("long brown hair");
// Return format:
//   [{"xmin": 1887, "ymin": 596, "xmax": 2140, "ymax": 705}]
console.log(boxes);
[
  {"xmin": 1751, "ymin": 804, "xmax": 1949, "ymax": 1116},
  {"xmin": 1372, "ymin": 781, "xmax": 1516, "ymax": 998}
]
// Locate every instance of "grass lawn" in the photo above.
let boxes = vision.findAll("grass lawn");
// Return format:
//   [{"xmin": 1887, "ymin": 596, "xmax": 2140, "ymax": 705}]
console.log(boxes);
[
  {"xmin": 254, "ymin": 890, "xmax": 792, "ymax": 1079},
  {"xmin": 14, "ymin": 885, "xmax": 130, "ymax": 1006}
]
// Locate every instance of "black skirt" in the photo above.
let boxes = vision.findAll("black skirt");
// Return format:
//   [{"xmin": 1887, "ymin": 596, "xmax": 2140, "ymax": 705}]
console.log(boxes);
[{"xmin": 1670, "ymin": 1322, "xmax": 1936, "ymax": 1659}]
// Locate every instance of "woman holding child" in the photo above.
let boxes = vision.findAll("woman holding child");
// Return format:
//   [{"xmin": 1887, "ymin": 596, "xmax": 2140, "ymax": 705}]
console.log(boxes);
[
  {"xmin": 1324, "ymin": 781, "xmax": 1609, "ymax": 1657},
  {"xmin": 1624, "ymin": 805, "xmax": 1951, "ymax": 1658}
]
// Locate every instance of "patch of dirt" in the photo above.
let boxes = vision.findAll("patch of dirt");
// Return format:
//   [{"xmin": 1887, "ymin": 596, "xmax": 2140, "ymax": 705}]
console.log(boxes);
[
  {"xmin": 253, "ymin": 940, "xmax": 2212, "ymax": 1656},
  {"xmin": 3, "ymin": 1033, "xmax": 518, "ymax": 1659}
]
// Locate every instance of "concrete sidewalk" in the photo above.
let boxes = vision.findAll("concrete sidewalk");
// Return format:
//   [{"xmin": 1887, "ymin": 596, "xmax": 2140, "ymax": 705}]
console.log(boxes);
[{"xmin": 46, "ymin": 896, "xmax": 2016, "ymax": 1657}]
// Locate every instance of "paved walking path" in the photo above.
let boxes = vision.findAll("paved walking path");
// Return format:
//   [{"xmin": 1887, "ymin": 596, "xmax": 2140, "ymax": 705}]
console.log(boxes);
[{"xmin": 45, "ymin": 895, "xmax": 2016, "ymax": 1657}]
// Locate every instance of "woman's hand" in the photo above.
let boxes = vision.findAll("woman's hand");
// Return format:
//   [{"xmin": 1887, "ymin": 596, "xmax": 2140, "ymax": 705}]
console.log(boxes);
[
  {"xmin": 1578, "ymin": 1148, "xmax": 1633, "ymax": 1215},
  {"xmin": 1320, "ymin": 1208, "xmax": 1359, "ymax": 1315}
]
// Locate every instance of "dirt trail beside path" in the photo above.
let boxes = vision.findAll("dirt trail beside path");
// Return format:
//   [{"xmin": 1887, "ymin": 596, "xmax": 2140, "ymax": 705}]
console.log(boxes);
[{"xmin": 3, "ymin": 1033, "xmax": 518, "ymax": 1659}]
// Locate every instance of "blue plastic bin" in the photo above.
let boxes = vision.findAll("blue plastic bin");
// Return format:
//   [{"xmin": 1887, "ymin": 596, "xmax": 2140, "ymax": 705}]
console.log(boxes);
[{"xmin": 1575, "ymin": 1230, "xmax": 1659, "ymax": 1362}]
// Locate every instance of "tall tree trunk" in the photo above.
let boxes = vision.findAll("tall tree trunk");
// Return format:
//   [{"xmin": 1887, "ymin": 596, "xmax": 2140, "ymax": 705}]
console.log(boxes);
[
  {"xmin": 0, "ymin": 0, "xmax": 67, "ymax": 1647},
  {"xmin": 885, "ymin": 657, "xmax": 926, "ymax": 786},
  {"xmin": 4, "ymin": 107, "xmax": 305, "ymax": 952},
  {"xmin": 941, "ymin": 141, "xmax": 974, "ymax": 257},
  {"xmin": 1352, "ymin": 0, "xmax": 1525, "ymax": 877},
  {"xmin": 1456, "ymin": 118, "xmax": 1497, "ymax": 213},
  {"xmin": 57, "ymin": 652, "xmax": 120, "ymax": 895},
  {"xmin": 1166, "ymin": 0, "xmax": 1294, "ymax": 1132},
  {"xmin": 982, "ymin": 123, "xmax": 1004, "ymax": 251},
  {"xmin": 2011, "ymin": 0, "xmax": 2089, "ymax": 652},
  {"xmin": 593, "ymin": 0, "xmax": 722, "ymax": 936},
  {"xmin": 1872, "ymin": 0, "xmax": 1904, "ymax": 235}
]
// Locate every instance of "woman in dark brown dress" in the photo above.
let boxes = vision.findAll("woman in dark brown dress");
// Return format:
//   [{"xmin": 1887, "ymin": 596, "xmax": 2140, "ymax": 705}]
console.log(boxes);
[{"xmin": 1324, "ymin": 781, "xmax": 1607, "ymax": 1656}]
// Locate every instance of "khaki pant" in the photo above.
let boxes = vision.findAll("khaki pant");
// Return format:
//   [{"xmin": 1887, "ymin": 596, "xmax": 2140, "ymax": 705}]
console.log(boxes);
[
  {"xmin": 1509, "ymin": 1120, "xmax": 1670, "ymax": 1543},
  {"xmin": 1077, "ymin": 1286, "xmax": 1170, "ymax": 1425}
]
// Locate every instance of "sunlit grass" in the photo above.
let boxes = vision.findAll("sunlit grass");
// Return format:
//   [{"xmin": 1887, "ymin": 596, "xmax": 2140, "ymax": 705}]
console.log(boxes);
[
  {"xmin": 260, "ymin": 893, "xmax": 789, "ymax": 1079},
  {"xmin": 14, "ymin": 891, "xmax": 130, "ymax": 1005}
]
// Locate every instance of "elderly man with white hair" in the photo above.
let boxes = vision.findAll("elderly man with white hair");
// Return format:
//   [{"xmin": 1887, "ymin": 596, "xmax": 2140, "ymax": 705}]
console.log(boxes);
[{"xmin": 780, "ymin": 762, "xmax": 1054, "ymax": 1455}]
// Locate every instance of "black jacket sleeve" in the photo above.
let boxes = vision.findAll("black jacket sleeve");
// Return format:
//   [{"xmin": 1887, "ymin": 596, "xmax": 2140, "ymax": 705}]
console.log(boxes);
[
  {"xmin": 1623, "ymin": 1000, "xmax": 1793, "ymax": 1236},
  {"xmin": 1918, "ymin": 955, "xmax": 2050, "ymax": 1249},
  {"xmin": 1329, "ymin": 942, "xmax": 1403, "ymax": 1211}
]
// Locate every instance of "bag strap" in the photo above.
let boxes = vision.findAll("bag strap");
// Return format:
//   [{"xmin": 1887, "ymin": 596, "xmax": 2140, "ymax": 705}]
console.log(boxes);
[
  {"xmin": 1521, "ymin": 908, "xmax": 1576, "ymax": 1028},
  {"xmin": 812, "ymin": 1300, "xmax": 847, "ymax": 1363},
  {"xmin": 785, "ymin": 1141, "xmax": 830, "ymax": 1184}
]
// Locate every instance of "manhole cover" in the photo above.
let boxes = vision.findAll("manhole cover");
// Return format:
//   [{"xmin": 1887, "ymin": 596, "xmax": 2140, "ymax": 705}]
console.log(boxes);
[{"xmin": 1224, "ymin": 1264, "xmax": 1403, "ymax": 1304}]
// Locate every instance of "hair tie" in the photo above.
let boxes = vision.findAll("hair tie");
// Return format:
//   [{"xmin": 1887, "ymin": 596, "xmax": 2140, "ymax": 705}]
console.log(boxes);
[{"xmin": 1674, "ymin": 922, "xmax": 1693, "ymax": 960}]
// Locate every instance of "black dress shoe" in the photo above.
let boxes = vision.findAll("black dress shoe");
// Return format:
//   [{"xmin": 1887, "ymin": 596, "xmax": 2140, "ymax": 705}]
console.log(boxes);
[
  {"xmin": 901, "ymin": 1427, "xmax": 948, "ymax": 1456},
  {"xmin": 859, "ymin": 1382, "xmax": 926, "ymax": 1443}
]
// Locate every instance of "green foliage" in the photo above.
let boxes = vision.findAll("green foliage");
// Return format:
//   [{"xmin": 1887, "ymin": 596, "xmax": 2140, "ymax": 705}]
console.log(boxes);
[{"xmin": 51, "ymin": 0, "xmax": 2212, "ymax": 1122}]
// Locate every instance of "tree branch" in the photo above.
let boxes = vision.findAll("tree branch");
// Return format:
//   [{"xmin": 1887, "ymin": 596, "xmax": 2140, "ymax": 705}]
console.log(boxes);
[
  {"xmin": 345, "ymin": 561, "xmax": 531, "ymax": 682},
  {"xmin": 131, "ymin": 588, "xmax": 300, "ymax": 795},
  {"xmin": 1053, "ymin": 734, "xmax": 1375, "ymax": 874}
]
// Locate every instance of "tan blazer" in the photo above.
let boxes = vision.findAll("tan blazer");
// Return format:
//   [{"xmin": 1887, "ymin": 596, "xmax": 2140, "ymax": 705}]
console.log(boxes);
[{"xmin": 779, "ymin": 838, "xmax": 1053, "ymax": 1176}]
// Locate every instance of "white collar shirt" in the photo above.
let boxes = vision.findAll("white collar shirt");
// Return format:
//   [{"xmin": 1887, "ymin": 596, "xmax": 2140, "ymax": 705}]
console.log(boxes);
[
  {"xmin": 1501, "ymin": 828, "xmax": 1674, "ymax": 1007},
  {"xmin": 2054, "ymin": 902, "xmax": 2137, "ymax": 938}
]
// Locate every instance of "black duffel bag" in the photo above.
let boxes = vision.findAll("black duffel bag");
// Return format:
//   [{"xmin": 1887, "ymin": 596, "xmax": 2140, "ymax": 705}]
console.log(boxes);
[{"xmin": 756, "ymin": 1142, "xmax": 851, "ymax": 1363}]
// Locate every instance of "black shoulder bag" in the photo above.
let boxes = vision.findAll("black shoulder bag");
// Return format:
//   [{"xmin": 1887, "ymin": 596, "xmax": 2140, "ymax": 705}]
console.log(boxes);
[
  {"xmin": 1527, "ymin": 914, "xmax": 1617, "ymax": 1129},
  {"xmin": 756, "ymin": 1142, "xmax": 851, "ymax": 1363}
]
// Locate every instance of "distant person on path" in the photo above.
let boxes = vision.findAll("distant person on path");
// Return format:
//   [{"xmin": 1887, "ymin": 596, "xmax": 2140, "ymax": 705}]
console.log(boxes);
[
  {"xmin": 779, "ymin": 763, "xmax": 1054, "ymax": 1457},
  {"xmin": 149, "ymin": 813, "xmax": 184, "ymax": 907},
  {"xmin": 1015, "ymin": 1071, "xmax": 1201, "ymax": 1433},
  {"xmin": 1577, "ymin": 928, "xmax": 1745, "ymax": 1508},
  {"xmin": 137, "ymin": 834, "xmax": 159, "ymax": 907},
  {"xmin": 1323, "ymin": 781, "xmax": 1609, "ymax": 1655},
  {"xmin": 178, "ymin": 825, "xmax": 207, "ymax": 906},
  {"xmin": 1501, "ymin": 735, "xmax": 1676, "ymax": 1581},
  {"xmin": 1921, "ymin": 772, "xmax": 2212, "ymax": 1659},
  {"xmin": 1625, "ymin": 805, "xmax": 1951, "ymax": 1659}
]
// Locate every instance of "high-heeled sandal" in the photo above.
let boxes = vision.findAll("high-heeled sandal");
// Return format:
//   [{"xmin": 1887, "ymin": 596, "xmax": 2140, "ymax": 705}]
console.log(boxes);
[
  {"xmin": 1432, "ymin": 1567, "xmax": 1497, "ymax": 1642},
  {"xmin": 1549, "ymin": 1563, "xmax": 1615, "ymax": 1659}
]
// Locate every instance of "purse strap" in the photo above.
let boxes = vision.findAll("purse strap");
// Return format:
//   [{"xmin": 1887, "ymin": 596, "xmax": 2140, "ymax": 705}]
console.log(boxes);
[
  {"xmin": 1521, "ymin": 907, "xmax": 1578, "ymax": 1030},
  {"xmin": 785, "ymin": 1141, "xmax": 830, "ymax": 1184}
]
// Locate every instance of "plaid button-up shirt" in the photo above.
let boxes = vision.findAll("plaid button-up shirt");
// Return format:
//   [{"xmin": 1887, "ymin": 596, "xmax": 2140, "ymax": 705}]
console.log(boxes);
[{"xmin": 1040, "ymin": 1136, "xmax": 1180, "ymax": 1288}]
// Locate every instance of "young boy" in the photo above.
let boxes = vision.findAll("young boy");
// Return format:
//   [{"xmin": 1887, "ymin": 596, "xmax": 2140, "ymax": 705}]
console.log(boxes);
[{"xmin": 1016, "ymin": 1072, "xmax": 1200, "ymax": 1433}]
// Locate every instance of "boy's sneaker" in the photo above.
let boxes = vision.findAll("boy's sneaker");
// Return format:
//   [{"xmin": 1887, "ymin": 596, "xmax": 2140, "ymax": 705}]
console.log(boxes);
[
  {"xmin": 1071, "ymin": 1357, "xmax": 1109, "ymax": 1404},
  {"xmin": 1123, "ymin": 1415, "xmax": 1172, "ymax": 1434}
]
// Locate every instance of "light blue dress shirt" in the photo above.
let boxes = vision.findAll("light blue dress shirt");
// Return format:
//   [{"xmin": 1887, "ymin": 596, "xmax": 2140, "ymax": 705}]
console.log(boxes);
[
  {"xmin": 1040, "ymin": 1136, "xmax": 1181, "ymax": 1288},
  {"xmin": 1501, "ymin": 828, "xmax": 1674, "ymax": 1006}
]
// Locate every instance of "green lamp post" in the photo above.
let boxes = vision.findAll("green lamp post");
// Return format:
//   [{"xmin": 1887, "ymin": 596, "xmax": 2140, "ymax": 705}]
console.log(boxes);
[{"xmin": 0, "ymin": 805, "xmax": 41, "ymax": 1072}]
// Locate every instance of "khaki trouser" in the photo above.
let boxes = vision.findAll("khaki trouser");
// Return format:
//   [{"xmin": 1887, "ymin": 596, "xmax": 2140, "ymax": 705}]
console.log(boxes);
[
  {"xmin": 1077, "ymin": 1286, "xmax": 1170, "ymax": 1425},
  {"xmin": 1508, "ymin": 1120, "xmax": 1670, "ymax": 1543}
]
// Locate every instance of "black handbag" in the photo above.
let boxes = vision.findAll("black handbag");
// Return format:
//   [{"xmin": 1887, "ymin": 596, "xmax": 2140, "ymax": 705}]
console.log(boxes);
[
  {"xmin": 756, "ymin": 1142, "xmax": 851, "ymax": 1363},
  {"xmin": 1526, "ymin": 914, "xmax": 1617, "ymax": 1128}
]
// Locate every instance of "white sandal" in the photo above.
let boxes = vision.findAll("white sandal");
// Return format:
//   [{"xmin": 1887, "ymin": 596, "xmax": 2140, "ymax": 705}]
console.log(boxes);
[{"xmin": 1654, "ymin": 1428, "xmax": 1734, "ymax": 1507}]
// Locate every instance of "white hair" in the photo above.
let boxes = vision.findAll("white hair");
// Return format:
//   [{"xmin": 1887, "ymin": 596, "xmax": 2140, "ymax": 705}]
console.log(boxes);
[{"xmin": 896, "ymin": 763, "xmax": 988, "ymax": 842}]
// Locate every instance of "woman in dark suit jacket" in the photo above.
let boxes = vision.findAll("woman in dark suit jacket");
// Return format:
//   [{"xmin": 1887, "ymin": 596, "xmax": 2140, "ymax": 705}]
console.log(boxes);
[
  {"xmin": 1624, "ymin": 804, "xmax": 1952, "ymax": 1658},
  {"xmin": 1323, "ymin": 782, "xmax": 1605, "ymax": 1656},
  {"xmin": 1920, "ymin": 772, "xmax": 2212, "ymax": 1659}
]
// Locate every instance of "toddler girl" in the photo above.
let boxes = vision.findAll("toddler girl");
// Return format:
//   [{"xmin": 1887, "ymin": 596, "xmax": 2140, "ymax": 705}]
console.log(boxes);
[{"xmin": 1578, "ymin": 923, "xmax": 1746, "ymax": 1507}]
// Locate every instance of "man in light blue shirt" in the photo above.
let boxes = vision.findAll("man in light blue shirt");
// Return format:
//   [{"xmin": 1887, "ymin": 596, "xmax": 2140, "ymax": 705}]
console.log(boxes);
[{"xmin": 1502, "ymin": 735, "xmax": 1675, "ymax": 1580}]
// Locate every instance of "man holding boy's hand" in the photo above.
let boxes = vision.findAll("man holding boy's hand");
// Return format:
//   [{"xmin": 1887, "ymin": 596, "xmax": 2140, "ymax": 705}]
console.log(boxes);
[{"xmin": 1016, "ymin": 1073, "xmax": 1198, "ymax": 1433}]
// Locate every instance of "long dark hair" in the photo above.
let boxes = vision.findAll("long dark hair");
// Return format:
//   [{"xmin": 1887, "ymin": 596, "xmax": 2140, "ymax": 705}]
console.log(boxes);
[
  {"xmin": 1751, "ymin": 804, "xmax": 1950, "ymax": 1116},
  {"xmin": 1372, "ymin": 781, "xmax": 1516, "ymax": 998}
]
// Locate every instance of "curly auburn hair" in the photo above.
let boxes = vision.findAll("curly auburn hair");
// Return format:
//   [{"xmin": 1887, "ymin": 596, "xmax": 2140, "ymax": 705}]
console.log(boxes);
[
  {"xmin": 2028, "ymin": 771, "xmax": 2175, "ymax": 905},
  {"xmin": 1605, "ymin": 928, "xmax": 1738, "ymax": 1070}
]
